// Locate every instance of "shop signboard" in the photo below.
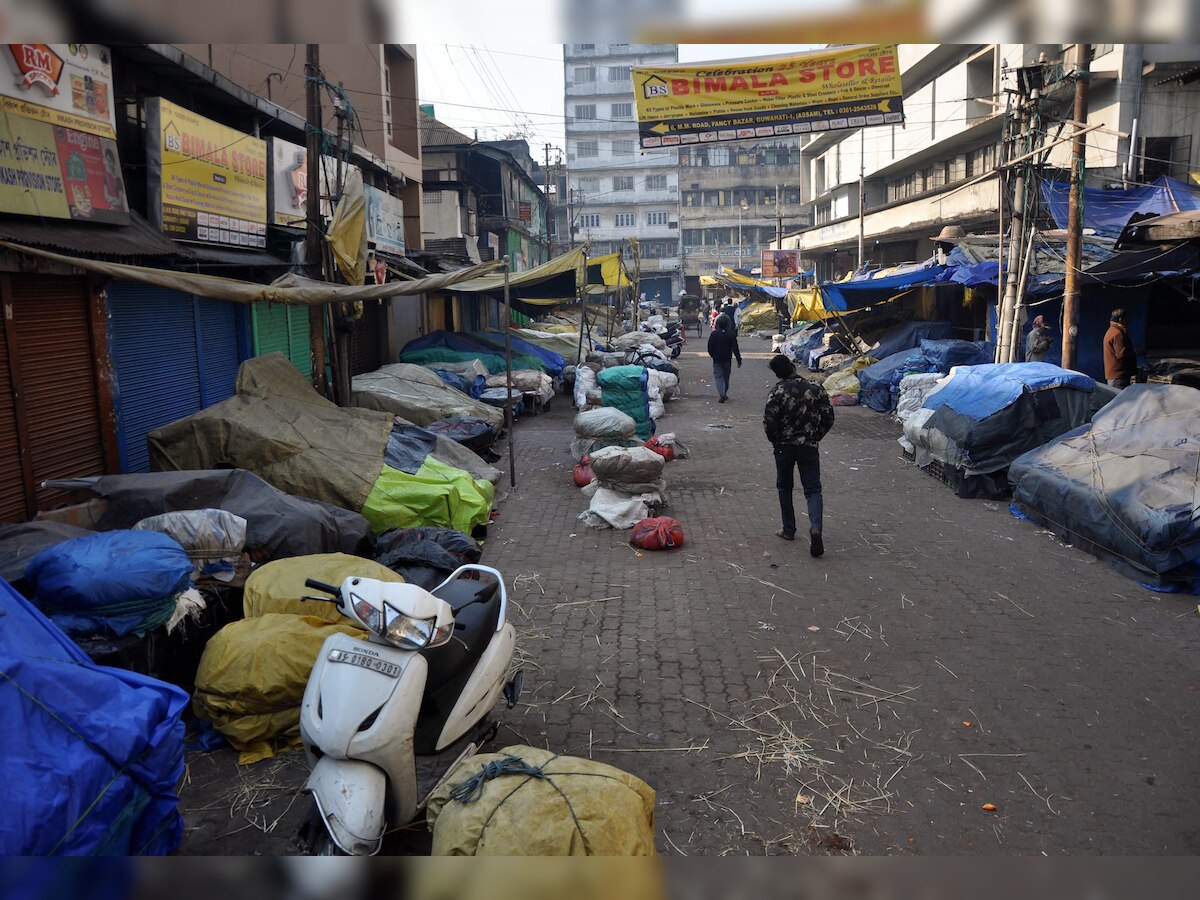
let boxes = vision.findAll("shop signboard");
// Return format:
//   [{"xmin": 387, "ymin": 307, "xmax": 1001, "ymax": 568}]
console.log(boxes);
[
  {"xmin": 364, "ymin": 184, "xmax": 405, "ymax": 255},
  {"xmin": 1, "ymin": 43, "xmax": 117, "ymax": 139},
  {"xmin": 761, "ymin": 248, "xmax": 802, "ymax": 278},
  {"xmin": 634, "ymin": 44, "xmax": 903, "ymax": 149},
  {"xmin": 146, "ymin": 97, "xmax": 268, "ymax": 248},
  {"xmin": 269, "ymin": 136, "xmax": 360, "ymax": 227}
]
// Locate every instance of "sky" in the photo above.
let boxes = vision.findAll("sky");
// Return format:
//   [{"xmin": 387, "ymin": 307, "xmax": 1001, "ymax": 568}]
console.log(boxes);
[{"xmin": 416, "ymin": 44, "xmax": 810, "ymax": 158}]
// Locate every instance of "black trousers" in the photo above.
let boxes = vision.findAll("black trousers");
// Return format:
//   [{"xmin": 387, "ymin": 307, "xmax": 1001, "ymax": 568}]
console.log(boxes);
[{"xmin": 774, "ymin": 444, "xmax": 823, "ymax": 536}]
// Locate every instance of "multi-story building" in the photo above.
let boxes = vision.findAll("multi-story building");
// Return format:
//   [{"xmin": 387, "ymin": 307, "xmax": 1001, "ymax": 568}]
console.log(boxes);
[
  {"xmin": 678, "ymin": 140, "xmax": 811, "ymax": 292},
  {"xmin": 563, "ymin": 42, "xmax": 681, "ymax": 301},
  {"xmin": 787, "ymin": 43, "xmax": 1200, "ymax": 282}
]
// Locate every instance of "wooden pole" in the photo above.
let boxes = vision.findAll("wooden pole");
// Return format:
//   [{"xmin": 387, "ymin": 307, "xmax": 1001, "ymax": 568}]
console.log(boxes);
[
  {"xmin": 1062, "ymin": 44, "xmax": 1091, "ymax": 370},
  {"xmin": 304, "ymin": 44, "xmax": 329, "ymax": 397},
  {"xmin": 502, "ymin": 256, "xmax": 516, "ymax": 489}
]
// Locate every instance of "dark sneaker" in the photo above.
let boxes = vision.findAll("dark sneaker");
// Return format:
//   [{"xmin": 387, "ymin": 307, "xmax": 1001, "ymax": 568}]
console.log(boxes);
[
  {"xmin": 718, "ymin": 396, "xmax": 727, "ymax": 403},
  {"xmin": 776, "ymin": 529, "xmax": 795, "ymax": 541},
  {"xmin": 809, "ymin": 531, "xmax": 824, "ymax": 558}
]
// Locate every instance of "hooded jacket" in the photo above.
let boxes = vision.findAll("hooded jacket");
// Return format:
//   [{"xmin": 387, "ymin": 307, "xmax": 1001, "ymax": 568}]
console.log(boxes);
[{"xmin": 706, "ymin": 316, "xmax": 742, "ymax": 365}]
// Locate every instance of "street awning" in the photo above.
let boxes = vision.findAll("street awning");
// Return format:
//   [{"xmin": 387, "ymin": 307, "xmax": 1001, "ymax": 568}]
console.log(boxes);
[
  {"xmin": 0, "ymin": 239, "xmax": 501, "ymax": 306},
  {"xmin": 586, "ymin": 251, "xmax": 630, "ymax": 287},
  {"xmin": 443, "ymin": 247, "xmax": 586, "ymax": 301},
  {"xmin": 0, "ymin": 211, "xmax": 181, "ymax": 258}
]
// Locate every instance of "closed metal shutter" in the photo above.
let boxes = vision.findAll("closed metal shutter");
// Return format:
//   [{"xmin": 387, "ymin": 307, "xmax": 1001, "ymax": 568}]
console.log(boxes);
[
  {"xmin": 197, "ymin": 297, "xmax": 244, "ymax": 406},
  {"xmin": 0, "ymin": 307, "xmax": 25, "ymax": 522},
  {"xmin": 8, "ymin": 276, "xmax": 106, "ymax": 514},
  {"xmin": 288, "ymin": 306, "xmax": 313, "ymax": 377},
  {"xmin": 252, "ymin": 302, "xmax": 312, "ymax": 377},
  {"xmin": 108, "ymin": 281, "xmax": 201, "ymax": 473}
]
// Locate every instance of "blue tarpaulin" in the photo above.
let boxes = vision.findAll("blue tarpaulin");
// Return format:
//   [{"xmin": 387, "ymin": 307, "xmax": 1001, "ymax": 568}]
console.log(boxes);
[
  {"xmin": 0, "ymin": 576, "xmax": 188, "ymax": 854},
  {"xmin": 1041, "ymin": 176, "xmax": 1200, "ymax": 237},
  {"xmin": 922, "ymin": 363, "xmax": 1095, "ymax": 421},
  {"xmin": 820, "ymin": 265, "xmax": 953, "ymax": 311},
  {"xmin": 467, "ymin": 331, "xmax": 566, "ymax": 377}
]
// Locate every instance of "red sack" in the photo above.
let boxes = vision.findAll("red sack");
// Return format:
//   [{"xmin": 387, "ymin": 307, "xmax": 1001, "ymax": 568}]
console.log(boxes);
[
  {"xmin": 629, "ymin": 517, "xmax": 684, "ymax": 551},
  {"xmin": 573, "ymin": 464, "xmax": 595, "ymax": 487},
  {"xmin": 643, "ymin": 437, "xmax": 675, "ymax": 462}
]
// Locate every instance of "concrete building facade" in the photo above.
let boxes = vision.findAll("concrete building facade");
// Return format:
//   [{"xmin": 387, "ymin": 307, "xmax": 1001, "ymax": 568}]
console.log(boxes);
[{"xmin": 563, "ymin": 42, "xmax": 681, "ymax": 300}]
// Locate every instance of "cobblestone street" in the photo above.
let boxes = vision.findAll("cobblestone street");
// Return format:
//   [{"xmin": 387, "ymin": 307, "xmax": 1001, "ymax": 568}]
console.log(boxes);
[
  {"xmin": 481, "ymin": 345, "xmax": 1200, "ymax": 855},
  {"xmin": 178, "ymin": 345, "xmax": 1200, "ymax": 856}
]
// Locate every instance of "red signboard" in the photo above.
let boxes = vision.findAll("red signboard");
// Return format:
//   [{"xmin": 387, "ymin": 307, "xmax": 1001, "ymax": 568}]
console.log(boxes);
[
  {"xmin": 52, "ymin": 124, "xmax": 129, "ymax": 223},
  {"xmin": 518, "ymin": 201, "xmax": 532, "ymax": 223}
]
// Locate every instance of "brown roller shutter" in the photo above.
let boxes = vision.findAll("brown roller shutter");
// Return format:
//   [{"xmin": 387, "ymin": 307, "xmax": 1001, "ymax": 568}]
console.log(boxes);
[
  {"xmin": 9, "ymin": 275, "xmax": 107, "ymax": 514},
  {"xmin": 0, "ymin": 308, "xmax": 26, "ymax": 522}
]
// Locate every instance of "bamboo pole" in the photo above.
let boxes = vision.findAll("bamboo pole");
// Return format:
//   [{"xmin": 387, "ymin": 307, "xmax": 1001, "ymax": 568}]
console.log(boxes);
[{"xmin": 502, "ymin": 257, "xmax": 515, "ymax": 489}]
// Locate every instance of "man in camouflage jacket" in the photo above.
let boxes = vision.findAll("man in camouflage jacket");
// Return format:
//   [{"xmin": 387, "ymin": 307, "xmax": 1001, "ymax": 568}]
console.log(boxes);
[{"xmin": 763, "ymin": 355, "xmax": 835, "ymax": 557}]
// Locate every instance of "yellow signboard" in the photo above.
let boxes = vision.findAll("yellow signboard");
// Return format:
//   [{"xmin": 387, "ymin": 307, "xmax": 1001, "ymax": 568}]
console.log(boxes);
[
  {"xmin": 0, "ymin": 116, "xmax": 71, "ymax": 219},
  {"xmin": 633, "ymin": 44, "xmax": 903, "ymax": 149},
  {"xmin": 146, "ymin": 97, "xmax": 268, "ymax": 248}
]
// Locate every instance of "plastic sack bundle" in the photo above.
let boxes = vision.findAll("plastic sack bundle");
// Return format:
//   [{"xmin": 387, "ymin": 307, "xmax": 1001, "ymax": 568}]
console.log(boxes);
[
  {"xmin": 485, "ymin": 370, "xmax": 554, "ymax": 405},
  {"xmin": 133, "ymin": 509, "xmax": 247, "ymax": 583},
  {"xmin": 598, "ymin": 365, "xmax": 654, "ymax": 440},
  {"xmin": 0, "ymin": 576, "xmax": 188, "ymax": 855},
  {"xmin": 579, "ymin": 487, "xmax": 664, "ymax": 530},
  {"xmin": 630, "ymin": 516, "xmax": 685, "ymax": 551},
  {"xmin": 192, "ymin": 613, "xmax": 364, "ymax": 763},
  {"xmin": 574, "ymin": 365, "xmax": 599, "ymax": 409},
  {"xmin": 571, "ymin": 406, "xmax": 639, "ymax": 460},
  {"xmin": 375, "ymin": 527, "xmax": 482, "ymax": 575},
  {"xmin": 427, "ymin": 745, "xmax": 656, "ymax": 856},
  {"xmin": 895, "ymin": 373, "xmax": 945, "ymax": 425},
  {"xmin": 646, "ymin": 433, "xmax": 690, "ymax": 461},
  {"xmin": 24, "ymin": 531, "xmax": 193, "ymax": 639},
  {"xmin": 363, "ymin": 460, "xmax": 494, "ymax": 536},
  {"xmin": 589, "ymin": 446, "xmax": 666, "ymax": 495},
  {"xmin": 243, "ymin": 552, "xmax": 406, "ymax": 623},
  {"xmin": 823, "ymin": 369, "xmax": 863, "ymax": 396},
  {"xmin": 647, "ymin": 369, "xmax": 679, "ymax": 400}
]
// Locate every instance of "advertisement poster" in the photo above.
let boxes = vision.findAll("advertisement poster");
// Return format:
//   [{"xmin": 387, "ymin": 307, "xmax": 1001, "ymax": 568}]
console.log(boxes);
[
  {"xmin": 146, "ymin": 97, "xmax": 267, "ymax": 247},
  {"xmin": 634, "ymin": 44, "xmax": 903, "ymax": 149},
  {"xmin": 761, "ymin": 248, "xmax": 802, "ymax": 279},
  {"xmin": 364, "ymin": 184, "xmax": 405, "ymax": 255},
  {"xmin": 270, "ymin": 136, "xmax": 359, "ymax": 227},
  {"xmin": 0, "ymin": 116, "xmax": 70, "ymax": 218},
  {"xmin": 53, "ymin": 125, "xmax": 128, "ymax": 222},
  {"xmin": 1, "ymin": 44, "xmax": 117, "ymax": 138}
]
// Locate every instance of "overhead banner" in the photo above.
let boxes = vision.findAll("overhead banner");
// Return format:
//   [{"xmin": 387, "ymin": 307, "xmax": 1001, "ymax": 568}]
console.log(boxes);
[
  {"xmin": 146, "ymin": 97, "xmax": 268, "ymax": 248},
  {"xmin": 0, "ymin": 43, "xmax": 117, "ymax": 139},
  {"xmin": 761, "ymin": 248, "xmax": 802, "ymax": 279},
  {"xmin": 634, "ymin": 44, "xmax": 903, "ymax": 149},
  {"xmin": 0, "ymin": 116, "xmax": 129, "ymax": 222}
]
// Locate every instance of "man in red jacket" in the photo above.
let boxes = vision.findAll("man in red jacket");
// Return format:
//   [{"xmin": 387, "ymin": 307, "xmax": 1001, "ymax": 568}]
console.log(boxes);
[{"xmin": 1103, "ymin": 308, "xmax": 1138, "ymax": 389}]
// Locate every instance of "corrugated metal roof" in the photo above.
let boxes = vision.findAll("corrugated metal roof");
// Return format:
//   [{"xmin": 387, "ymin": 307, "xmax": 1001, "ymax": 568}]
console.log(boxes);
[
  {"xmin": 420, "ymin": 113, "xmax": 474, "ymax": 148},
  {"xmin": 184, "ymin": 245, "xmax": 291, "ymax": 267},
  {"xmin": 0, "ymin": 212, "xmax": 183, "ymax": 258}
]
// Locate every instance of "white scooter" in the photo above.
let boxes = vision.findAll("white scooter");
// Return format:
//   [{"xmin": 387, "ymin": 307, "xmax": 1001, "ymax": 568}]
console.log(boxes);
[{"xmin": 296, "ymin": 565, "xmax": 522, "ymax": 855}]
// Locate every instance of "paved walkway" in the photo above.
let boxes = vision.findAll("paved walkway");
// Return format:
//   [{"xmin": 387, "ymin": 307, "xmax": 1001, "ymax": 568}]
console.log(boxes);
[{"xmin": 178, "ymin": 341, "xmax": 1200, "ymax": 855}]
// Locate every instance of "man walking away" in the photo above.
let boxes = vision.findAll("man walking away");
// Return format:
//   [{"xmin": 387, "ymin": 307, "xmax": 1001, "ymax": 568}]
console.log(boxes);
[
  {"xmin": 707, "ymin": 313, "xmax": 742, "ymax": 403},
  {"xmin": 1025, "ymin": 315, "xmax": 1051, "ymax": 362},
  {"xmin": 1103, "ymin": 308, "xmax": 1138, "ymax": 389},
  {"xmin": 764, "ymin": 355, "xmax": 835, "ymax": 557}
]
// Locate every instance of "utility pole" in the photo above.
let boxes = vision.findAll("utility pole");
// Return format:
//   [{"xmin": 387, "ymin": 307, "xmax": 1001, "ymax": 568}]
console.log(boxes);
[
  {"xmin": 775, "ymin": 183, "xmax": 784, "ymax": 249},
  {"xmin": 1062, "ymin": 43, "xmax": 1091, "ymax": 370},
  {"xmin": 998, "ymin": 69, "xmax": 1033, "ymax": 365},
  {"xmin": 543, "ymin": 143, "xmax": 554, "ymax": 258},
  {"xmin": 304, "ymin": 44, "xmax": 329, "ymax": 398},
  {"xmin": 857, "ymin": 130, "xmax": 865, "ymax": 270}
]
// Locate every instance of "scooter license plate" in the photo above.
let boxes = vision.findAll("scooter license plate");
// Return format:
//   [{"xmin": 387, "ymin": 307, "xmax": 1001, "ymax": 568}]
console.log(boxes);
[{"xmin": 327, "ymin": 648, "xmax": 401, "ymax": 677}]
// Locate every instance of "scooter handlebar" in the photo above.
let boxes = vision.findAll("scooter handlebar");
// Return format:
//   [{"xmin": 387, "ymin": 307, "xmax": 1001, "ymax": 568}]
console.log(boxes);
[{"xmin": 304, "ymin": 578, "xmax": 341, "ymax": 596}]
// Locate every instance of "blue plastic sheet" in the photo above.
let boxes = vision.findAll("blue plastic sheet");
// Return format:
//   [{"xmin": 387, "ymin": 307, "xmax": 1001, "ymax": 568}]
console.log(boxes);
[
  {"xmin": 0, "ymin": 577, "xmax": 187, "ymax": 855},
  {"xmin": 430, "ymin": 368, "xmax": 485, "ymax": 398},
  {"xmin": 24, "ymin": 531, "xmax": 192, "ymax": 639},
  {"xmin": 858, "ymin": 350, "xmax": 922, "ymax": 413},
  {"xmin": 821, "ymin": 265, "xmax": 952, "ymax": 311},
  {"xmin": 922, "ymin": 363, "xmax": 1094, "ymax": 422},
  {"xmin": 868, "ymin": 321, "xmax": 954, "ymax": 362},
  {"xmin": 1041, "ymin": 176, "xmax": 1200, "ymax": 237},
  {"xmin": 468, "ymin": 331, "xmax": 566, "ymax": 377}
]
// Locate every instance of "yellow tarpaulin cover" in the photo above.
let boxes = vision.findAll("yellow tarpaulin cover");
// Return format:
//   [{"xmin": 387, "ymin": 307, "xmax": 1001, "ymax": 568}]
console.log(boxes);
[
  {"xmin": 589, "ymin": 251, "xmax": 630, "ymax": 287},
  {"xmin": 0, "ymin": 240, "xmax": 501, "ymax": 306},
  {"xmin": 327, "ymin": 168, "xmax": 367, "ymax": 286},
  {"xmin": 427, "ymin": 745, "xmax": 657, "ymax": 856},
  {"xmin": 790, "ymin": 288, "xmax": 827, "ymax": 322},
  {"xmin": 442, "ymin": 247, "xmax": 586, "ymax": 295},
  {"xmin": 243, "ymin": 552, "xmax": 405, "ymax": 622},
  {"xmin": 193, "ymin": 613, "xmax": 365, "ymax": 763},
  {"xmin": 699, "ymin": 275, "xmax": 719, "ymax": 285}
]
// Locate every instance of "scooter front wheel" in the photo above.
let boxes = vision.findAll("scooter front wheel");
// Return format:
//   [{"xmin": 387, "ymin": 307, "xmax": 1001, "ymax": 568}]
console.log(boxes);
[
  {"xmin": 671, "ymin": 344, "xmax": 682, "ymax": 359},
  {"xmin": 299, "ymin": 800, "xmax": 348, "ymax": 856}
]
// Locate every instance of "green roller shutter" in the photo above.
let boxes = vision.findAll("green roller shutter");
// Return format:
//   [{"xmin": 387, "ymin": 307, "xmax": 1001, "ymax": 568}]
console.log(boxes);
[{"xmin": 252, "ymin": 302, "xmax": 312, "ymax": 378}]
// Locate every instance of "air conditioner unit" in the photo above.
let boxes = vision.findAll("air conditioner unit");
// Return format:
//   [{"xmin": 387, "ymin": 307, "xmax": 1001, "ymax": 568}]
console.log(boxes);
[{"xmin": 668, "ymin": 222, "xmax": 678, "ymax": 229}]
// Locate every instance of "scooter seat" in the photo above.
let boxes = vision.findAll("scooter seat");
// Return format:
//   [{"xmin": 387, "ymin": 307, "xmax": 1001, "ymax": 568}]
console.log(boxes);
[{"xmin": 421, "ymin": 578, "xmax": 500, "ymax": 694}]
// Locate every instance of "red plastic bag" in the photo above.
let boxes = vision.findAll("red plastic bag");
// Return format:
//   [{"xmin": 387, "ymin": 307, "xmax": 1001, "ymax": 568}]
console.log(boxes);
[
  {"xmin": 629, "ymin": 517, "xmax": 684, "ymax": 550},
  {"xmin": 573, "ymin": 464, "xmax": 595, "ymax": 487},
  {"xmin": 643, "ymin": 437, "xmax": 675, "ymax": 462}
]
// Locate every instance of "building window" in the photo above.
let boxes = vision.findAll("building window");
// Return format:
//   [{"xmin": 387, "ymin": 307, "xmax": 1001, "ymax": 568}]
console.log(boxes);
[
  {"xmin": 577, "ymin": 176, "xmax": 600, "ymax": 194},
  {"xmin": 574, "ymin": 104, "xmax": 596, "ymax": 121},
  {"xmin": 576, "ymin": 140, "xmax": 599, "ymax": 158},
  {"xmin": 611, "ymin": 140, "xmax": 634, "ymax": 156},
  {"xmin": 574, "ymin": 43, "xmax": 595, "ymax": 51},
  {"xmin": 611, "ymin": 102, "xmax": 632, "ymax": 119},
  {"xmin": 574, "ymin": 67, "xmax": 596, "ymax": 84},
  {"xmin": 613, "ymin": 175, "xmax": 634, "ymax": 191},
  {"xmin": 682, "ymin": 191, "xmax": 700, "ymax": 207},
  {"xmin": 578, "ymin": 213, "xmax": 600, "ymax": 228},
  {"xmin": 609, "ymin": 66, "xmax": 632, "ymax": 82},
  {"xmin": 646, "ymin": 211, "xmax": 670, "ymax": 226},
  {"xmin": 614, "ymin": 212, "xmax": 636, "ymax": 227},
  {"xmin": 1143, "ymin": 136, "xmax": 1190, "ymax": 181},
  {"xmin": 646, "ymin": 174, "xmax": 668, "ymax": 190}
]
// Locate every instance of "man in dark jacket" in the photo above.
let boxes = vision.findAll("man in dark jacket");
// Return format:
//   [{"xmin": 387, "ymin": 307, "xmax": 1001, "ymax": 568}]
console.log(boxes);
[
  {"xmin": 763, "ymin": 355, "xmax": 835, "ymax": 557},
  {"xmin": 1103, "ymin": 308, "xmax": 1138, "ymax": 389},
  {"xmin": 706, "ymin": 313, "xmax": 742, "ymax": 402}
]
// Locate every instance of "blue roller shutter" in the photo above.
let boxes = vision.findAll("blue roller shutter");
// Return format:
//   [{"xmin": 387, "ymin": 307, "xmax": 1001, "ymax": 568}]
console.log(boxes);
[{"xmin": 108, "ymin": 282, "xmax": 246, "ymax": 473}]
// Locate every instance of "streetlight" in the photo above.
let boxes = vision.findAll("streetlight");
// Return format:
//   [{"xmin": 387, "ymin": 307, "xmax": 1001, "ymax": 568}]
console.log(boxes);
[{"xmin": 738, "ymin": 198, "xmax": 749, "ymax": 267}]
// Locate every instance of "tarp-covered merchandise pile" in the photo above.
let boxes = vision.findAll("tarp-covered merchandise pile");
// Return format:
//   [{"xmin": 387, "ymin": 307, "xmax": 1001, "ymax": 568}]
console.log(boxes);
[
  {"xmin": 193, "ymin": 554, "xmax": 407, "ymax": 762},
  {"xmin": 903, "ymin": 363, "xmax": 1112, "ymax": 499},
  {"xmin": 599, "ymin": 366, "xmax": 654, "ymax": 440},
  {"xmin": 149, "ymin": 354, "xmax": 495, "ymax": 536},
  {"xmin": 1009, "ymin": 385, "xmax": 1200, "ymax": 592},
  {"xmin": 427, "ymin": 745, "xmax": 657, "ymax": 855},
  {"xmin": 400, "ymin": 330, "xmax": 565, "ymax": 377},
  {"xmin": 579, "ymin": 446, "xmax": 669, "ymax": 530},
  {"xmin": 484, "ymin": 370, "xmax": 554, "ymax": 406},
  {"xmin": 0, "ymin": 576, "xmax": 188, "ymax": 854},
  {"xmin": 353, "ymin": 363, "xmax": 505, "ymax": 428},
  {"xmin": 859, "ymin": 338, "xmax": 993, "ymax": 413}
]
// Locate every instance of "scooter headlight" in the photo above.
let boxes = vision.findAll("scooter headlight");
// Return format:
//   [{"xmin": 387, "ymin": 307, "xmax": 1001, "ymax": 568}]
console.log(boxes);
[{"xmin": 382, "ymin": 603, "xmax": 437, "ymax": 649}]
